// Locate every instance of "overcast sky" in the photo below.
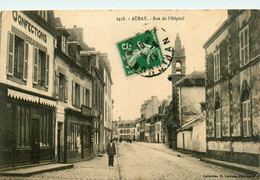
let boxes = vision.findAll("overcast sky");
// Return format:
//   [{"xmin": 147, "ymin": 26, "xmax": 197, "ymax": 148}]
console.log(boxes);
[{"xmin": 55, "ymin": 10, "xmax": 227, "ymax": 121}]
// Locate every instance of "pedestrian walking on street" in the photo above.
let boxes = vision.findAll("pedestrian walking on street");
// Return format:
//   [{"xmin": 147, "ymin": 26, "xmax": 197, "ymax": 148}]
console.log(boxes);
[{"xmin": 106, "ymin": 140, "xmax": 116, "ymax": 167}]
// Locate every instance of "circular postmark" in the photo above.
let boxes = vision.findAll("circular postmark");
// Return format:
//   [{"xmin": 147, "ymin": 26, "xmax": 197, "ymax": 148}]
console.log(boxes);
[{"xmin": 117, "ymin": 27, "xmax": 174, "ymax": 77}]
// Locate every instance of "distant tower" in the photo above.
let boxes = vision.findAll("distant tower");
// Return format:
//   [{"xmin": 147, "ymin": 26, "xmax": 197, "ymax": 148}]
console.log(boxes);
[
  {"xmin": 172, "ymin": 33, "xmax": 186, "ymax": 76},
  {"xmin": 167, "ymin": 33, "xmax": 186, "ymax": 150}
]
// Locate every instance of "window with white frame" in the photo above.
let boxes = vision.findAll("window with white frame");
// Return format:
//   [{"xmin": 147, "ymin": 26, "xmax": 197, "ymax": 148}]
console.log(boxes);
[
  {"xmin": 61, "ymin": 36, "xmax": 67, "ymax": 54},
  {"xmin": 215, "ymin": 95, "xmax": 221, "ymax": 138},
  {"xmin": 59, "ymin": 73, "xmax": 68, "ymax": 102},
  {"xmin": 241, "ymin": 87, "xmax": 252, "ymax": 137},
  {"xmin": 7, "ymin": 33, "xmax": 29, "ymax": 81},
  {"xmin": 33, "ymin": 47, "xmax": 49, "ymax": 88},
  {"xmin": 240, "ymin": 25, "xmax": 249, "ymax": 66},
  {"xmin": 216, "ymin": 108, "xmax": 221, "ymax": 138},
  {"xmin": 75, "ymin": 83, "xmax": 80, "ymax": 107},
  {"xmin": 72, "ymin": 81, "xmax": 81, "ymax": 107},
  {"xmin": 214, "ymin": 50, "xmax": 220, "ymax": 81},
  {"xmin": 83, "ymin": 88, "xmax": 90, "ymax": 107}
]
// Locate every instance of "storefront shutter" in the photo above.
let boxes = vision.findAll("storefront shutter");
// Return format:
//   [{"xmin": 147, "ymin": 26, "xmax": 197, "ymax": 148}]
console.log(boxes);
[
  {"xmin": 7, "ymin": 31, "xmax": 15, "ymax": 76},
  {"xmin": 55, "ymin": 71, "xmax": 60, "ymax": 99},
  {"xmin": 23, "ymin": 42, "xmax": 29, "ymax": 80},
  {"xmin": 72, "ymin": 81, "xmax": 76, "ymax": 106},
  {"xmin": 45, "ymin": 54, "xmax": 50, "ymax": 88},
  {"xmin": 33, "ymin": 47, "xmax": 39, "ymax": 84},
  {"xmin": 64, "ymin": 76, "xmax": 68, "ymax": 103}
]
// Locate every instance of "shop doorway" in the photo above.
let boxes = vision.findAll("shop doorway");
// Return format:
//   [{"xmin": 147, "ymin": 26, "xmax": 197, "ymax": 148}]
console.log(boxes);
[
  {"xmin": 58, "ymin": 122, "xmax": 63, "ymax": 163},
  {"xmin": 31, "ymin": 117, "xmax": 40, "ymax": 164}
]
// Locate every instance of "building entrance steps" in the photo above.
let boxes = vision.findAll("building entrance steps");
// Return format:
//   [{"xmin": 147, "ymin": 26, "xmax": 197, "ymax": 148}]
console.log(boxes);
[
  {"xmin": 200, "ymin": 157, "xmax": 260, "ymax": 176},
  {"xmin": 0, "ymin": 163, "xmax": 73, "ymax": 177}
]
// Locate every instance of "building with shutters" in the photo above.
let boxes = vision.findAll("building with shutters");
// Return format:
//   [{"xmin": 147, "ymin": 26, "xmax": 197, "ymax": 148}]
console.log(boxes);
[
  {"xmin": 139, "ymin": 96, "xmax": 160, "ymax": 142},
  {"xmin": 118, "ymin": 120, "xmax": 136, "ymax": 141},
  {"xmin": 112, "ymin": 121, "xmax": 119, "ymax": 140},
  {"xmin": 54, "ymin": 19, "xmax": 96, "ymax": 163},
  {"xmin": 0, "ymin": 11, "xmax": 58, "ymax": 167},
  {"xmin": 99, "ymin": 53, "xmax": 113, "ymax": 149},
  {"xmin": 156, "ymin": 97, "xmax": 171, "ymax": 144},
  {"xmin": 90, "ymin": 52, "xmax": 106, "ymax": 154},
  {"xmin": 135, "ymin": 119, "xmax": 140, "ymax": 141},
  {"xmin": 81, "ymin": 50, "xmax": 106, "ymax": 154},
  {"xmin": 203, "ymin": 10, "xmax": 260, "ymax": 166}
]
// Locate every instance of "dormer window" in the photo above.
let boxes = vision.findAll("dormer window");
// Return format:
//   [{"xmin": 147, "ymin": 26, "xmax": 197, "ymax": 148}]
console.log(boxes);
[
  {"xmin": 68, "ymin": 42, "xmax": 82, "ymax": 65},
  {"xmin": 61, "ymin": 36, "xmax": 67, "ymax": 54}
]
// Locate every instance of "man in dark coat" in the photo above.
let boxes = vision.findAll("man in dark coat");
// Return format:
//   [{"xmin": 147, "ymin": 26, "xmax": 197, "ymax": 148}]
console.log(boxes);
[{"xmin": 106, "ymin": 140, "xmax": 116, "ymax": 167}]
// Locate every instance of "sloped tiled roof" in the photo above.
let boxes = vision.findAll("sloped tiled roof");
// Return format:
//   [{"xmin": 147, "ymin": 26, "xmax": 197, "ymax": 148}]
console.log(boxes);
[{"xmin": 175, "ymin": 71, "xmax": 205, "ymax": 87}]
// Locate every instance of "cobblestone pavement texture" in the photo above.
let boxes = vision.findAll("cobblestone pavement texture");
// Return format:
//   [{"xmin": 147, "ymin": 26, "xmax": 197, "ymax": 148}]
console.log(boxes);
[
  {"xmin": 118, "ymin": 142, "xmax": 256, "ymax": 180},
  {"xmin": 0, "ymin": 142, "xmax": 257, "ymax": 180}
]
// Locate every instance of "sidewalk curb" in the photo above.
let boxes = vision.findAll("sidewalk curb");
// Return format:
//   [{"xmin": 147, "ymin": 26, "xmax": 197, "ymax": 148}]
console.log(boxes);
[
  {"xmin": 0, "ymin": 164, "xmax": 74, "ymax": 177},
  {"xmin": 200, "ymin": 158, "xmax": 260, "ymax": 176}
]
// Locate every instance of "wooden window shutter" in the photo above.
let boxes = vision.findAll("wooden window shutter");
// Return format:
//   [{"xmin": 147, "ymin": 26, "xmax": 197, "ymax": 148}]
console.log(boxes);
[
  {"xmin": 72, "ymin": 81, "xmax": 76, "ymax": 106},
  {"xmin": 55, "ymin": 71, "xmax": 60, "ymax": 99},
  {"xmin": 80, "ymin": 85, "xmax": 83, "ymax": 106},
  {"xmin": 45, "ymin": 54, "xmax": 50, "ymax": 88},
  {"xmin": 7, "ymin": 31, "xmax": 15, "ymax": 76},
  {"xmin": 82, "ymin": 87, "xmax": 85, "ymax": 106},
  {"xmin": 33, "ymin": 47, "xmax": 39, "ymax": 84},
  {"xmin": 87, "ymin": 89, "xmax": 90, "ymax": 107},
  {"xmin": 239, "ymin": 31, "xmax": 242, "ymax": 66},
  {"xmin": 64, "ymin": 76, "xmax": 68, "ymax": 103},
  {"xmin": 23, "ymin": 42, "xmax": 29, "ymax": 80}
]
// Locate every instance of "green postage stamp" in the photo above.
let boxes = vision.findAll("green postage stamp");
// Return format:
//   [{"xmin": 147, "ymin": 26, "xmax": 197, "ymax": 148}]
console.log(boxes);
[{"xmin": 117, "ymin": 28, "xmax": 174, "ymax": 77}]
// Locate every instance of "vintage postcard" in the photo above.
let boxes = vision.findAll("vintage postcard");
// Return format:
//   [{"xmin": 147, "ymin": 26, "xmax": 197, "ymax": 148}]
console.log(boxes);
[{"xmin": 0, "ymin": 9, "xmax": 259, "ymax": 179}]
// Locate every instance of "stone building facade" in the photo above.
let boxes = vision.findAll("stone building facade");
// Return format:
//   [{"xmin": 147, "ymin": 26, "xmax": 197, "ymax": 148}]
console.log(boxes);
[
  {"xmin": 100, "ymin": 53, "xmax": 113, "ymax": 149},
  {"xmin": 140, "ymin": 96, "xmax": 160, "ymax": 119},
  {"xmin": 135, "ymin": 119, "xmax": 140, "ymax": 141},
  {"xmin": 140, "ymin": 96, "xmax": 160, "ymax": 142},
  {"xmin": 91, "ymin": 52, "xmax": 105, "ymax": 154},
  {"xmin": 0, "ymin": 11, "xmax": 113, "ymax": 168},
  {"xmin": 118, "ymin": 120, "xmax": 136, "ymax": 141},
  {"xmin": 112, "ymin": 121, "xmax": 119, "ymax": 140},
  {"xmin": 0, "ymin": 11, "xmax": 58, "ymax": 167},
  {"xmin": 203, "ymin": 10, "xmax": 260, "ymax": 166},
  {"xmin": 53, "ymin": 18, "xmax": 95, "ymax": 163},
  {"xmin": 175, "ymin": 71, "xmax": 206, "ymax": 154}
]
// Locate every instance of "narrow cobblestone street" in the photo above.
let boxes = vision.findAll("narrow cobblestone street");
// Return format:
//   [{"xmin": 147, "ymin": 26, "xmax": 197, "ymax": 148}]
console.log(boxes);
[
  {"xmin": 1, "ymin": 142, "xmax": 256, "ymax": 180},
  {"xmin": 117, "ymin": 142, "xmax": 255, "ymax": 180}
]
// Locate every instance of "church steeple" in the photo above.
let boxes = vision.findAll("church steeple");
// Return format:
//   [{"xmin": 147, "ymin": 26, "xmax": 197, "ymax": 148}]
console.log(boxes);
[
  {"xmin": 174, "ymin": 33, "xmax": 185, "ymax": 57},
  {"xmin": 166, "ymin": 33, "xmax": 186, "ymax": 150},
  {"xmin": 172, "ymin": 33, "xmax": 186, "ymax": 75}
]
